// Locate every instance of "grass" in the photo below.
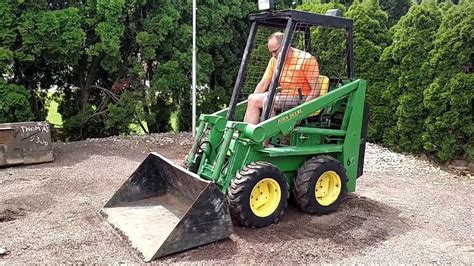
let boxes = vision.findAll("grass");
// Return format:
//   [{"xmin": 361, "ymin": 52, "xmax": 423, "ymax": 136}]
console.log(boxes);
[
  {"xmin": 129, "ymin": 121, "xmax": 149, "ymax": 135},
  {"xmin": 170, "ymin": 110, "xmax": 178, "ymax": 132},
  {"xmin": 46, "ymin": 97, "xmax": 63, "ymax": 127}
]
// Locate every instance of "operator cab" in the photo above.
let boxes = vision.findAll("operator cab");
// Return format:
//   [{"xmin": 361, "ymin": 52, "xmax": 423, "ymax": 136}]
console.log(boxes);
[{"xmin": 227, "ymin": 9, "xmax": 355, "ymax": 142}]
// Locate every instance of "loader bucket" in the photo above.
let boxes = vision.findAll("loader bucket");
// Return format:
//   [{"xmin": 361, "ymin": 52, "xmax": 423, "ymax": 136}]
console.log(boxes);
[{"xmin": 101, "ymin": 153, "xmax": 233, "ymax": 261}]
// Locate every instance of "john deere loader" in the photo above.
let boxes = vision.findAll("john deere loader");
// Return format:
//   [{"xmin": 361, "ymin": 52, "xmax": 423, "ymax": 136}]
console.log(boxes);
[{"xmin": 102, "ymin": 8, "xmax": 368, "ymax": 261}]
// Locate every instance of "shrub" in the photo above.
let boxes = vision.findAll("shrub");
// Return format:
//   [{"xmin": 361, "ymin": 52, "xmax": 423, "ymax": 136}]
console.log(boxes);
[
  {"xmin": 422, "ymin": 1, "xmax": 474, "ymax": 162},
  {"xmin": 0, "ymin": 80, "xmax": 34, "ymax": 123},
  {"xmin": 379, "ymin": 1, "xmax": 442, "ymax": 152}
]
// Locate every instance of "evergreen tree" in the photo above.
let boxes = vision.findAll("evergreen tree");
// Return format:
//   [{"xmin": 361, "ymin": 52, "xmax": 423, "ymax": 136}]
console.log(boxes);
[
  {"xmin": 346, "ymin": 0, "xmax": 390, "ymax": 142},
  {"xmin": 380, "ymin": 1, "xmax": 442, "ymax": 152},
  {"xmin": 422, "ymin": 1, "xmax": 473, "ymax": 161},
  {"xmin": 298, "ymin": 1, "xmax": 348, "ymax": 78},
  {"xmin": 0, "ymin": 80, "xmax": 34, "ymax": 123},
  {"xmin": 379, "ymin": 0, "xmax": 411, "ymax": 28},
  {"xmin": 0, "ymin": 0, "xmax": 257, "ymax": 138}
]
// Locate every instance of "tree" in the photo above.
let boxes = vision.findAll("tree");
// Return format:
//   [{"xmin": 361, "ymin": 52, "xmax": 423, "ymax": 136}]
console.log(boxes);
[
  {"xmin": 0, "ymin": 0, "xmax": 258, "ymax": 139},
  {"xmin": 135, "ymin": 0, "xmax": 257, "ymax": 132},
  {"xmin": 298, "ymin": 1, "xmax": 348, "ymax": 78},
  {"xmin": 0, "ymin": 1, "xmax": 17, "ymax": 76},
  {"xmin": 0, "ymin": 80, "xmax": 34, "ymax": 123},
  {"xmin": 346, "ymin": 0, "xmax": 390, "ymax": 142},
  {"xmin": 379, "ymin": 1, "xmax": 442, "ymax": 152},
  {"xmin": 379, "ymin": 0, "xmax": 411, "ymax": 28},
  {"xmin": 422, "ymin": 1, "xmax": 473, "ymax": 161}
]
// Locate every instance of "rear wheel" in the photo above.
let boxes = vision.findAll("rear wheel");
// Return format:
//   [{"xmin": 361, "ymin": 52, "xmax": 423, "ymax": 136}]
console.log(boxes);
[
  {"xmin": 293, "ymin": 155, "xmax": 347, "ymax": 215},
  {"xmin": 227, "ymin": 162, "xmax": 289, "ymax": 228}
]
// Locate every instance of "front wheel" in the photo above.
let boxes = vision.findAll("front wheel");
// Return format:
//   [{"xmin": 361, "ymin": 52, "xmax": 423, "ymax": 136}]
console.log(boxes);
[
  {"xmin": 293, "ymin": 155, "xmax": 347, "ymax": 215},
  {"xmin": 227, "ymin": 162, "xmax": 289, "ymax": 228}
]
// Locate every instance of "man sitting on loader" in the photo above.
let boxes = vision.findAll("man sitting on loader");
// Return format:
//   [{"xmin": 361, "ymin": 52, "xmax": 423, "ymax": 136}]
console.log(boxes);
[{"xmin": 244, "ymin": 32, "xmax": 321, "ymax": 124}]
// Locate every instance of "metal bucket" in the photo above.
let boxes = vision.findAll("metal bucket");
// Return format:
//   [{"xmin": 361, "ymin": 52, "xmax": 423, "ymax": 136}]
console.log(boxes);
[
  {"xmin": 0, "ymin": 121, "xmax": 54, "ymax": 166},
  {"xmin": 102, "ymin": 153, "xmax": 233, "ymax": 261}
]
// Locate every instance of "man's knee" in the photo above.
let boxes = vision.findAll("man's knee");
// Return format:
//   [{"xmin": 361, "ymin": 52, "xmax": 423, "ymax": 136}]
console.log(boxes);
[{"xmin": 248, "ymin": 93, "xmax": 264, "ymax": 107}]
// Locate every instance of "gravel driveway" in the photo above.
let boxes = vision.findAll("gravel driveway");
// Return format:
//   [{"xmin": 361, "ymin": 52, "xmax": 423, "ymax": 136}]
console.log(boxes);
[{"xmin": 0, "ymin": 133, "xmax": 472, "ymax": 264}]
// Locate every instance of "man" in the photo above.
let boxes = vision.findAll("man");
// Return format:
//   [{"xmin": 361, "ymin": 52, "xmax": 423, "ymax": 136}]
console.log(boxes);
[{"xmin": 244, "ymin": 32, "xmax": 320, "ymax": 124}]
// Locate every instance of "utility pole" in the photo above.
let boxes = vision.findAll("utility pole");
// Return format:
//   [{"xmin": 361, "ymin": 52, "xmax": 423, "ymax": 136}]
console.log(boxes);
[{"xmin": 192, "ymin": 0, "xmax": 197, "ymax": 137}]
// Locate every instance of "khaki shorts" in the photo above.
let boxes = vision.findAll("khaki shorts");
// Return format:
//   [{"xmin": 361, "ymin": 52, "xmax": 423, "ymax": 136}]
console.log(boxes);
[{"xmin": 264, "ymin": 92, "xmax": 305, "ymax": 116}]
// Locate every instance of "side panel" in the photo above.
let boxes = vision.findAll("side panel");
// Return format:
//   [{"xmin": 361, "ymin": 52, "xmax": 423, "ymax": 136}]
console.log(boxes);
[
  {"xmin": 342, "ymin": 80, "xmax": 367, "ymax": 192},
  {"xmin": 358, "ymin": 101, "xmax": 370, "ymax": 178}
]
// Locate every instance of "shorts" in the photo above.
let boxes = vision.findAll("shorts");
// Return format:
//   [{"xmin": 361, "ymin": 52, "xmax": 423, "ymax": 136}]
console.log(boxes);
[{"xmin": 264, "ymin": 92, "xmax": 306, "ymax": 115}]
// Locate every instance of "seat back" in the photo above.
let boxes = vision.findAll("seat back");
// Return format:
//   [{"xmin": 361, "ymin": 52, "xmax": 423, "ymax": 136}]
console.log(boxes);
[{"xmin": 310, "ymin": 75, "xmax": 330, "ymax": 116}]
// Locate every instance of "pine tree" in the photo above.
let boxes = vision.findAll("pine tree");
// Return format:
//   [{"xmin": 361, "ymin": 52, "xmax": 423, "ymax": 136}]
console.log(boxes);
[
  {"xmin": 346, "ymin": 0, "xmax": 390, "ymax": 141},
  {"xmin": 379, "ymin": 1, "xmax": 442, "ymax": 152},
  {"xmin": 422, "ymin": 1, "xmax": 474, "ymax": 161},
  {"xmin": 298, "ymin": 1, "xmax": 348, "ymax": 78},
  {"xmin": 379, "ymin": 0, "xmax": 412, "ymax": 28}
]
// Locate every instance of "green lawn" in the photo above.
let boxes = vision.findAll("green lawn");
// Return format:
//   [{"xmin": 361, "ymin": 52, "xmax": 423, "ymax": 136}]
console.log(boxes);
[
  {"xmin": 46, "ymin": 97, "xmax": 63, "ymax": 127},
  {"xmin": 129, "ymin": 121, "xmax": 149, "ymax": 135},
  {"xmin": 170, "ymin": 110, "xmax": 178, "ymax": 132}
]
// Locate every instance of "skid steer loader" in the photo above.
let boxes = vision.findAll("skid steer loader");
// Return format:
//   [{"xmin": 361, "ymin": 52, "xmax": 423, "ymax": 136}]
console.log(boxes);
[{"xmin": 102, "ymin": 8, "xmax": 368, "ymax": 261}]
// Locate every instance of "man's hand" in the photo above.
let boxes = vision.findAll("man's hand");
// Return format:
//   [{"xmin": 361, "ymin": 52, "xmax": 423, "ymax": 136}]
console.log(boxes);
[{"xmin": 305, "ymin": 78, "xmax": 321, "ymax": 102}]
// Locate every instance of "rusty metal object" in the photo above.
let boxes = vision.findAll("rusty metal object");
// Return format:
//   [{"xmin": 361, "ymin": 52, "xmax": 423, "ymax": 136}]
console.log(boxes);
[
  {"xmin": 0, "ymin": 121, "xmax": 54, "ymax": 166},
  {"xmin": 102, "ymin": 153, "xmax": 233, "ymax": 261}
]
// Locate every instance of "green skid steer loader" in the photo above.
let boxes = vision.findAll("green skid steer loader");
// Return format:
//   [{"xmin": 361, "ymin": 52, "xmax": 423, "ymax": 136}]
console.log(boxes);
[{"xmin": 102, "ymin": 8, "xmax": 369, "ymax": 262}]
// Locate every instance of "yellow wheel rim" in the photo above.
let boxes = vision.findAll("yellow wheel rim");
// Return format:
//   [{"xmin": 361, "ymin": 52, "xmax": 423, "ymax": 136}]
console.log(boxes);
[
  {"xmin": 315, "ymin": 171, "xmax": 342, "ymax": 206},
  {"xmin": 250, "ymin": 178, "xmax": 281, "ymax": 217}
]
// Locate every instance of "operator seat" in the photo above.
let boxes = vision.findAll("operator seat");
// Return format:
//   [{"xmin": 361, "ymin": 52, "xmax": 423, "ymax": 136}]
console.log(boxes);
[{"xmin": 311, "ymin": 75, "xmax": 330, "ymax": 116}]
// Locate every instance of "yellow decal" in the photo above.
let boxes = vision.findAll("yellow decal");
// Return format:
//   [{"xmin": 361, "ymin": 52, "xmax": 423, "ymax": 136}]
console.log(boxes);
[{"xmin": 277, "ymin": 109, "xmax": 302, "ymax": 124}]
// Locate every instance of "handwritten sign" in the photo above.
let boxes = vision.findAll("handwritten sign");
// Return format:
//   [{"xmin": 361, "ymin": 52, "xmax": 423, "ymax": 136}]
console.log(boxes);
[
  {"xmin": 19, "ymin": 122, "xmax": 51, "ymax": 147},
  {"xmin": 29, "ymin": 135, "xmax": 49, "ymax": 146},
  {"xmin": 20, "ymin": 124, "xmax": 49, "ymax": 134},
  {"xmin": 0, "ymin": 121, "xmax": 54, "ymax": 166}
]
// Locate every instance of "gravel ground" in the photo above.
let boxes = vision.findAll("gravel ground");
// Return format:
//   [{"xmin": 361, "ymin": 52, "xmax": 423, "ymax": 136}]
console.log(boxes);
[{"xmin": 0, "ymin": 133, "xmax": 472, "ymax": 264}]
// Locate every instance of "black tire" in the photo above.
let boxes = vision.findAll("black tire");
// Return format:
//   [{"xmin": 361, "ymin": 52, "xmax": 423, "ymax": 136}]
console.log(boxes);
[
  {"xmin": 293, "ymin": 155, "xmax": 347, "ymax": 215},
  {"xmin": 227, "ymin": 161, "xmax": 289, "ymax": 228}
]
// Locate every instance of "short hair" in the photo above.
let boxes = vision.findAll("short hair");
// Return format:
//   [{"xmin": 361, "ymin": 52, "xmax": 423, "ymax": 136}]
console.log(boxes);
[{"xmin": 269, "ymin": 32, "xmax": 284, "ymax": 45}]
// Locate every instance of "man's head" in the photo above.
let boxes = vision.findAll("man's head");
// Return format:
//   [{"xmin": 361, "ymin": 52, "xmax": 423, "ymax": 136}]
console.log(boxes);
[{"xmin": 268, "ymin": 32, "xmax": 284, "ymax": 58}]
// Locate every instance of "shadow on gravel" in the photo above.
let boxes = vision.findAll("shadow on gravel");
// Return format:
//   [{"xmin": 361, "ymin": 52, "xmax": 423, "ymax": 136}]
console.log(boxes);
[
  {"xmin": 239, "ymin": 194, "xmax": 410, "ymax": 244},
  {"xmin": 0, "ymin": 194, "xmax": 55, "ymax": 223},
  {"xmin": 164, "ymin": 194, "xmax": 410, "ymax": 263}
]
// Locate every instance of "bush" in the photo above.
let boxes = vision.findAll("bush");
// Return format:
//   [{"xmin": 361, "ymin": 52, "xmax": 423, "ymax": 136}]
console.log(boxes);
[
  {"xmin": 106, "ymin": 91, "xmax": 143, "ymax": 135},
  {"xmin": 62, "ymin": 105, "xmax": 108, "ymax": 140},
  {"xmin": 0, "ymin": 80, "xmax": 34, "ymax": 123},
  {"xmin": 423, "ymin": 74, "xmax": 473, "ymax": 161},
  {"xmin": 421, "ymin": 2, "xmax": 474, "ymax": 162},
  {"xmin": 346, "ymin": 0, "xmax": 390, "ymax": 142},
  {"xmin": 379, "ymin": 2, "xmax": 442, "ymax": 152}
]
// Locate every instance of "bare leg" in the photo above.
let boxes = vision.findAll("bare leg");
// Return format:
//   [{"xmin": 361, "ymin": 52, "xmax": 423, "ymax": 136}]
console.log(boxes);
[{"xmin": 244, "ymin": 93, "xmax": 267, "ymax": 125}]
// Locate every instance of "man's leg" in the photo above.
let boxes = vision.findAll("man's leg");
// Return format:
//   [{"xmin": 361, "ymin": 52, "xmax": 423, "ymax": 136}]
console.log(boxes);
[{"xmin": 244, "ymin": 93, "xmax": 267, "ymax": 124}]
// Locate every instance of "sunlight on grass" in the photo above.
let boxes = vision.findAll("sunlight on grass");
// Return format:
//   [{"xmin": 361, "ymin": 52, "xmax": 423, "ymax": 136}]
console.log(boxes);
[
  {"xmin": 170, "ymin": 110, "xmax": 178, "ymax": 132},
  {"xmin": 129, "ymin": 121, "xmax": 149, "ymax": 135},
  {"xmin": 46, "ymin": 97, "xmax": 63, "ymax": 127}
]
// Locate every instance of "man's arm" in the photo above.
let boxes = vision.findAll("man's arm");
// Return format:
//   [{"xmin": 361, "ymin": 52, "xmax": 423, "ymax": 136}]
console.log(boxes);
[
  {"xmin": 254, "ymin": 78, "xmax": 270, "ymax": 93},
  {"xmin": 304, "ymin": 56, "xmax": 320, "ymax": 101},
  {"xmin": 305, "ymin": 78, "xmax": 320, "ymax": 101},
  {"xmin": 254, "ymin": 57, "xmax": 276, "ymax": 93}
]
